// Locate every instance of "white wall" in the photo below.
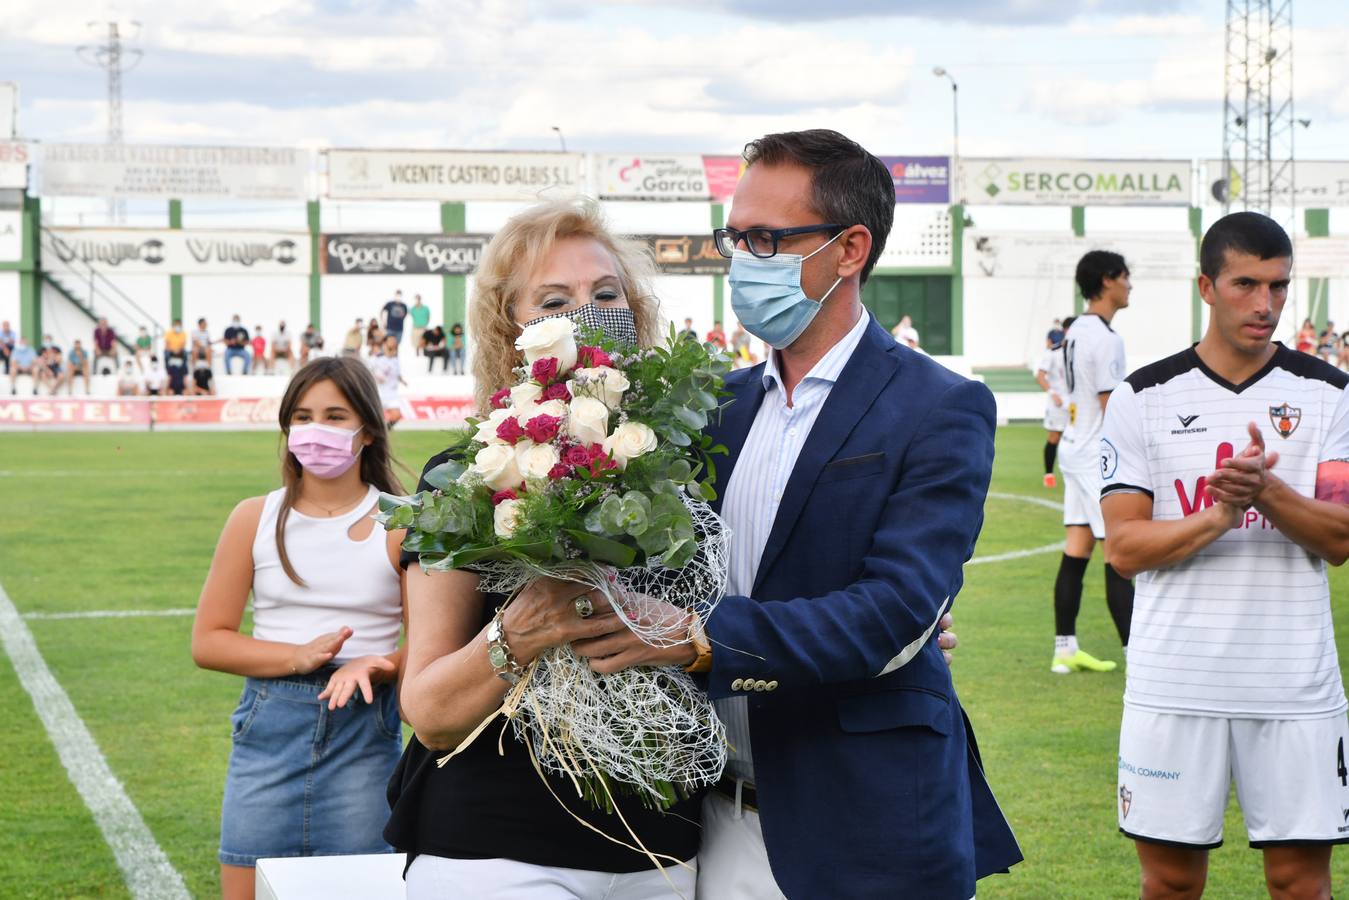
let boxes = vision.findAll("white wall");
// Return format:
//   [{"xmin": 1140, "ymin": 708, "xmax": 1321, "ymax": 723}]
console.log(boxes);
[
  {"xmin": 0, "ymin": 271, "xmax": 18, "ymax": 333},
  {"xmin": 182, "ymin": 275, "xmax": 310, "ymax": 343},
  {"xmin": 319, "ymin": 274, "xmax": 442, "ymax": 359}
]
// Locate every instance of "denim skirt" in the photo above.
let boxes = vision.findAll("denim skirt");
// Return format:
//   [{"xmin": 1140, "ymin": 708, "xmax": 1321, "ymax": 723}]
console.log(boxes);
[{"xmin": 219, "ymin": 669, "xmax": 402, "ymax": 866}]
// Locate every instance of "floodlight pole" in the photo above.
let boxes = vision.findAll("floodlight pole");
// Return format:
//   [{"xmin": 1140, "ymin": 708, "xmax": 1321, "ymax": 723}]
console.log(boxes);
[{"xmin": 933, "ymin": 67, "xmax": 960, "ymax": 202}]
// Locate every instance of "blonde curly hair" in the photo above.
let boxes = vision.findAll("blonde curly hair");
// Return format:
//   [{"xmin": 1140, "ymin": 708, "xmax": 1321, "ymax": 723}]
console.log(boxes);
[{"xmin": 468, "ymin": 198, "xmax": 664, "ymax": 412}]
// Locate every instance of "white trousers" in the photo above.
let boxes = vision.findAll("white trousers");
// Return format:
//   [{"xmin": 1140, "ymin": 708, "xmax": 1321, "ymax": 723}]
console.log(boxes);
[
  {"xmin": 695, "ymin": 791, "xmax": 786, "ymax": 900},
  {"xmin": 405, "ymin": 853, "xmax": 696, "ymax": 900}
]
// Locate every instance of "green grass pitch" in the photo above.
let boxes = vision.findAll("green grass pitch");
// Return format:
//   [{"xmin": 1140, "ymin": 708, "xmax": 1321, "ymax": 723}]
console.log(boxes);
[{"xmin": 1, "ymin": 424, "xmax": 1347, "ymax": 898}]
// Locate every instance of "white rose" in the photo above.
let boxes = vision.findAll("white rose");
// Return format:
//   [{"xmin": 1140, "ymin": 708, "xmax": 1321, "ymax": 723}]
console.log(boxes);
[
  {"xmin": 515, "ymin": 318, "xmax": 578, "ymax": 373},
  {"xmin": 473, "ymin": 408, "xmax": 517, "ymax": 445},
  {"xmin": 568, "ymin": 366, "xmax": 630, "ymax": 409},
  {"xmin": 469, "ymin": 442, "xmax": 523, "ymax": 491},
  {"xmin": 526, "ymin": 398, "xmax": 569, "ymax": 421},
  {"xmin": 509, "ymin": 382, "xmax": 543, "ymax": 408},
  {"xmin": 566, "ymin": 396, "xmax": 611, "ymax": 447},
  {"xmin": 603, "ymin": 421, "xmax": 658, "ymax": 469},
  {"xmin": 515, "ymin": 440, "xmax": 561, "ymax": 480},
  {"xmin": 493, "ymin": 499, "xmax": 522, "ymax": 538}
]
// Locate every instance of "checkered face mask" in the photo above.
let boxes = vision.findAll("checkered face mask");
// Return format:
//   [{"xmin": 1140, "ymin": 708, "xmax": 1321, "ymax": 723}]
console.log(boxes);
[{"xmin": 526, "ymin": 303, "xmax": 638, "ymax": 348}]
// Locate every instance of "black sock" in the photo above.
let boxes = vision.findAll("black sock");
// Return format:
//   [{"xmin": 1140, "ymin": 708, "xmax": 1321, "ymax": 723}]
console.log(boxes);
[
  {"xmin": 1104, "ymin": 563, "xmax": 1134, "ymax": 646},
  {"xmin": 1043, "ymin": 441, "xmax": 1058, "ymax": 475},
  {"xmin": 1054, "ymin": 554, "xmax": 1090, "ymax": 636}
]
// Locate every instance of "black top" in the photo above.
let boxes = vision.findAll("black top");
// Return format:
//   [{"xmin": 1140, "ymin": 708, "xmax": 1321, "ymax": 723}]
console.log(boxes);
[
  {"xmin": 224, "ymin": 324, "xmax": 249, "ymax": 347},
  {"xmin": 383, "ymin": 300, "xmax": 409, "ymax": 331},
  {"xmin": 385, "ymin": 450, "xmax": 702, "ymax": 873}
]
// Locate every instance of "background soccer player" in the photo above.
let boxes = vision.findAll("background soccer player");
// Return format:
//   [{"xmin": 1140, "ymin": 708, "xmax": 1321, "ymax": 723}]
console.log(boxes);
[
  {"xmin": 1036, "ymin": 316, "xmax": 1073, "ymax": 489},
  {"xmin": 1101, "ymin": 211, "xmax": 1349, "ymax": 899},
  {"xmin": 1051, "ymin": 252, "xmax": 1134, "ymax": 674}
]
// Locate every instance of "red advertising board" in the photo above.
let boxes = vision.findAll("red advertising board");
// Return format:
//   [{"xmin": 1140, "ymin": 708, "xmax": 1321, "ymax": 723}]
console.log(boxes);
[
  {"xmin": 702, "ymin": 155, "xmax": 743, "ymax": 203},
  {"xmin": 0, "ymin": 398, "xmax": 152, "ymax": 427},
  {"xmin": 0, "ymin": 396, "xmax": 476, "ymax": 430}
]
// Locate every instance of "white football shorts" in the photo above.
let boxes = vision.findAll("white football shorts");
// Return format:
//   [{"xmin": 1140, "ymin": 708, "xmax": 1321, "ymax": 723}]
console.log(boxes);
[
  {"xmin": 1062, "ymin": 468, "xmax": 1105, "ymax": 540},
  {"xmin": 1043, "ymin": 402, "xmax": 1068, "ymax": 433},
  {"xmin": 1118, "ymin": 706, "xmax": 1349, "ymax": 848}
]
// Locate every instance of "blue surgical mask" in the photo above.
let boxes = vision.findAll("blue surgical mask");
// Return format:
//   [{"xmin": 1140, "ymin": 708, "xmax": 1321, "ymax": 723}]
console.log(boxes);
[{"xmin": 728, "ymin": 231, "xmax": 845, "ymax": 350}]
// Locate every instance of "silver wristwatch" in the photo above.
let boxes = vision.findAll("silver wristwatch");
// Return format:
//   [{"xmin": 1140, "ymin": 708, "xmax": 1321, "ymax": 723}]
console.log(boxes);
[{"xmin": 486, "ymin": 606, "xmax": 524, "ymax": 685}]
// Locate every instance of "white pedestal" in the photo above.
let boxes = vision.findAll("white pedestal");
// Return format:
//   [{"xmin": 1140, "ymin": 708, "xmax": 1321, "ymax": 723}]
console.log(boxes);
[{"xmin": 255, "ymin": 853, "xmax": 407, "ymax": 900}]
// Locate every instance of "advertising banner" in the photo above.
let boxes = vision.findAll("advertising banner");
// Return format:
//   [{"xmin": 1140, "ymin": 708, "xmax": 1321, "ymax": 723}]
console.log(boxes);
[
  {"xmin": 963, "ymin": 230, "xmax": 1197, "ymax": 279},
  {"xmin": 960, "ymin": 158, "xmax": 1192, "ymax": 206},
  {"xmin": 879, "ymin": 156, "xmax": 951, "ymax": 203},
  {"xmin": 1293, "ymin": 237, "xmax": 1349, "ymax": 278},
  {"xmin": 643, "ymin": 234, "xmax": 728, "ymax": 275},
  {"xmin": 325, "ymin": 149, "xmax": 583, "ymax": 201},
  {"xmin": 594, "ymin": 155, "xmax": 711, "ymax": 201},
  {"xmin": 0, "ymin": 395, "xmax": 477, "ymax": 430},
  {"xmin": 1204, "ymin": 160, "xmax": 1349, "ymax": 207},
  {"xmin": 0, "ymin": 398, "xmax": 153, "ymax": 428},
  {"xmin": 0, "ymin": 211, "xmax": 20, "ymax": 262},
  {"xmin": 40, "ymin": 143, "xmax": 309, "ymax": 201},
  {"xmin": 46, "ymin": 228, "xmax": 312, "ymax": 275},
  {"xmin": 702, "ymin": 156, "xmax": 743, "ymax": 203},
  {"xmin": 0, "ymin": 83, "xmax": 16, "ymax": 140},
  {"xmin": 322, "ymin": 233, "xmax": 489, "ymax": 275},
  {"xmin": 406, "ymin": 396, "xmax": 477, "ymax": 425},
  {"xmin": 0, "ymin": 141, "xmax": 30, "ymax": 189}
]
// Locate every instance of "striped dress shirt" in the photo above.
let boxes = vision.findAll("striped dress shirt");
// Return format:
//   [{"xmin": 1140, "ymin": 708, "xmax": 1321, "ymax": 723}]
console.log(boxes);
[{"xmin": 715, "ymin": 309, "xmax": 872, "ymax": 782}]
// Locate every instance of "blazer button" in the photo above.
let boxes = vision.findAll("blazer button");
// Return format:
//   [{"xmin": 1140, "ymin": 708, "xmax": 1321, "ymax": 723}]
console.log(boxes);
[
  {"xmin": 766, "ymin": 680, "xmax": 779, "ymax": 691},
  {"xmin": 731, "ymin": 678, "xmax": 743, "ymax": 691},
  {"xmin": 753, "ymin": 680, "xmax": 767, "ymax": 692},
  {"xmin": 742, "ymin": 675, "xmax": 755, "ymax": 690}
]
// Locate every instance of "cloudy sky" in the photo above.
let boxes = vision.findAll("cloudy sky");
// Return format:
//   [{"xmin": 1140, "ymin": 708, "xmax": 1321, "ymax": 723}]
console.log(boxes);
[{"xmin": 6, "ymin": 0, "xmax": 1349, "ymax": 160}]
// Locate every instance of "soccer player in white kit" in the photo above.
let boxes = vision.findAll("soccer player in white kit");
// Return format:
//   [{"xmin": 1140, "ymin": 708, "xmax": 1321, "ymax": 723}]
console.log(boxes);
[
  {"xmin": 1035, "ymin": 317, "xmax": 1072, "ymax": 489},
  {"xmin": 1051, "ymin": 253, "xmax": 1135, "ymax": 674},
  {"xmin": 1102, "ymin": 212, "xmax": 1349, "ymax": 898}
]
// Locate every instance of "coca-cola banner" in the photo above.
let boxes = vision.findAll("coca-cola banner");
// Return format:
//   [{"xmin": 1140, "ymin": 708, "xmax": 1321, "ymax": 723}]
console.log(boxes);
[
  {"xmin": 322, "ymin": 233, "xmax": 489, "ymax": 275},
  {"xmin": 45, "ymin": 228, "xmax": 311, "ymax": 275},
  {"xmin": 40, "ymin": 143, "xmax": 309, "ymax": 201}
]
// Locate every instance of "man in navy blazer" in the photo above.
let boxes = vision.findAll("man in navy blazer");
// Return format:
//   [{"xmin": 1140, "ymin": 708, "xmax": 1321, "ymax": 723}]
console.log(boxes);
[{"xmin": 689, "ymin": 130, "xmax": 1023, "ymax": 898}]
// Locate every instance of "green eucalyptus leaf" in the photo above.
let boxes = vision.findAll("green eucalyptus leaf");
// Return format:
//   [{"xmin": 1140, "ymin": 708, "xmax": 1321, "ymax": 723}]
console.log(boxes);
[
  {"xmin": 423, "ymin": 460, "xmax": 466, "ymax": 490},
  {"xmin": 564, "ymin": 529, "xmax": 638, "ymax": 567}
]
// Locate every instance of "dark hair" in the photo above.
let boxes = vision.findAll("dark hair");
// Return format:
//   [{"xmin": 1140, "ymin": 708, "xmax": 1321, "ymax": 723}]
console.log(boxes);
[
  {"xmin": 1061, "ymin": 315, "xmax": 1077, "ymax": 333},
  {"xmin": 274, "ymin": 357, "xmax": 405, "ymax": 586},
  {"xmin": 1075, "ymin": 250, "xmax": 1129, "ymax": 301},
  {"xmin": 1200, "ymin": 211, "xmax": 1292, "ymax": 280},
  {"xmin": 742, "ymin": 128, "xmax": 894, "ymax": 284}
]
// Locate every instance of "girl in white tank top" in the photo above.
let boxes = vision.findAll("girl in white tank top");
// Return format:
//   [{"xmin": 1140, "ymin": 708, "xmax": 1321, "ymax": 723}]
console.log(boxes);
[{"xmin": 191, "ymin": 358, "xmax": 409, "ymax": 900}]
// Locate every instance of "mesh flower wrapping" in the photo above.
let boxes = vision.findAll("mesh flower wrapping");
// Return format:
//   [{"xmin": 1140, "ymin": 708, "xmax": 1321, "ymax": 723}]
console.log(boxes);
[{"xmin": 378, "ymin": 321, "xmax": 734, "ymax": 809}]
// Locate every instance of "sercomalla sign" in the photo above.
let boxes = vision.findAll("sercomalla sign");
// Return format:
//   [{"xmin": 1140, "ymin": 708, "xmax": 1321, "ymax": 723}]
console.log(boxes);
[{"xmin": 960, "ymin": 158, "xmax": 1192, "ymax": 206}]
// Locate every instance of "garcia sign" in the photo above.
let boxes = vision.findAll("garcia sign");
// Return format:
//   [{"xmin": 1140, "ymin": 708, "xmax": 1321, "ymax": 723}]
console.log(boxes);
[
  {"xmin": 961, "ymin": 158, "xmax": 1192, "ymax": 206},
  {"xmin": 41, "ymin": 144, "xmax": 309, "ymax": 201},
  {"xmin": 594, "ymin": 155, "xmax": 711, "ymax": 201},
  {"xmin": 322, "ymin": 234, "xmax": 489, "ymax": 275},
  {"xmin": 325, "ymin": 149, "xmax": 583, "ymax": 201},
  {"xmin": 46, "ymin": 228, "xmax": 311, "ymax": 275}
]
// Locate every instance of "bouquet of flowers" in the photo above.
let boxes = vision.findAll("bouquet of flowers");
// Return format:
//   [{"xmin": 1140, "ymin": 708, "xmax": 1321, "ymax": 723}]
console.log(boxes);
[{"xmin": 378, "ymin": 317, "xmax": 732, "ymax": 813}]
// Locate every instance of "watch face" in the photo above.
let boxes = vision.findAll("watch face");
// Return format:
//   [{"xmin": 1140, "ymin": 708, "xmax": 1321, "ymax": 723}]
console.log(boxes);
[{"xmin": 488, "ymin": 645, "xmax": 508, "ymax": 669}]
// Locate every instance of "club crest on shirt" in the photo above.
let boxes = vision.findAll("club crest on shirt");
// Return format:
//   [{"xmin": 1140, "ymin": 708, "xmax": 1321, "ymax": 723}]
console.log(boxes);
[
  {"xmin": 1269, "ymin": 403, "xmax": 1301, "ymax": 438},
  {"xmin": 1119, "ymin": 785, "xmax": 1132, "ymax": 819}
]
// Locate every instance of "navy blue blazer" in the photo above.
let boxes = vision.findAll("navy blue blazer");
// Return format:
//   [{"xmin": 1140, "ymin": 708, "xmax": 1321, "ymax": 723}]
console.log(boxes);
[{"xmin": 703, "ymin": 317, "xmax": 1022, "ymax": 899}]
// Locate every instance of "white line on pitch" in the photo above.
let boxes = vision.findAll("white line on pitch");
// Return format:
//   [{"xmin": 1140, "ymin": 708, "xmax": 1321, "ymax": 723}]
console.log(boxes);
[
  {"xmin": 986, "ymin": 491, "xmax": 1064, "ymax": 512},
  {"xmin": 23, "ymin": 608, "xmax": 196, "ymax": 621},
  {"xmin": 0, "ymin": 583, "xmax": 191, "ymax": 900},
  {"xmin": 967, "ymin": 541, "xmax": 1064, "ymax": 566}
]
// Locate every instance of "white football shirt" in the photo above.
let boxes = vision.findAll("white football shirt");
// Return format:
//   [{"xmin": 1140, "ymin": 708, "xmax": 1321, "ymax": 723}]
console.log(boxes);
[
  {"xmin": 1059, "ymin": 314, "xmax": 1126, "ymax": 474},
  {"xmin": 1101, "ymin": 344, "xmax": 1349, "ymax": 718},
  {"xmin": 1037, "ymin": 346, "xmax": 1067, "ymax": 398}
]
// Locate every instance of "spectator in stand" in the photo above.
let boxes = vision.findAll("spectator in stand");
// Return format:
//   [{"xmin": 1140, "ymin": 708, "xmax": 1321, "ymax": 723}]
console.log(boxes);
[
  {"xmin": 891, "ymin": 314, "xmax": 920, "ymax": 348},
  {"xmin": 343, "ymin": 319, "xmax": 365, "ymax": 358},
  {"xmin": 93, "ymin": 317, "xmax": 119, "ymax": 371},
  {"xmin": 9, "ymin": 338, "xmax": 39, "ymax": 394},
  {"xmin": 409, "ymin": 295, "xmax": 430, "ymax": 355},
  {"xmin": 705, "ymin": 320, "xmax": 727, "ymax": 349},
  {"xmin": 1317, "ymin": 321, "xmax": 1338, "ymax": 364},
  {"xmin": 192, "ymin": 318, "xmax": 215, "ymax": 367},
  {"xmin": 423, "ymin": 324, "xmax": 449, "ymax": 373},
  {"xmin": 165, "ymin": 347, "xmax": 190, "ymax": 396},
  {"xmin": 448, "ymin": 322, "xmax": 465, "ymax": 375},
  {"xmin": 164, "ymin": 319, "xmax": 189, "ymax": 356},
  {"xmin": 300, "ymin": 323, "xmax": 324, "ymax": 365},
  {"xmin": 191, "ymin": 345, "xmax": 216, "ymax": 396},
  {"xmin": 0, "ymin": 320, "xmax": 15, "ymax": 375},
  {"xmin": 730, "ymin": 321, "xmax": 756, "ymax": 369},
  {"xmin": 39, "ymin": 342, "xmax": 66, "ymax": 395},
  {"xmin": 365, "ymin": 320, "xmax": 384, "ymax": 358},
  {"xmin": 272, "ymin": 322, "xmax": 295, "ymax": 374},
  {"xmin": 223, "ymin": 316, "xmax": 251, "ymax": 375},
  {"xmin": 678, "ymin": 316, "xmax": 698, "ymax": 341},
  {"xmin": 1295, "ymin": 318, "xmax": 1316, "ymax": 354},
  {"xmin": 1339, "ymin": 326, "xmax": 1349, "ymax": 372},
  {"xmin": 117, "ymin": 359, "xmax": 142, "ymax": 396},
  {"xmin": 368, "ymin": 334, "xmax": 406, "ymax": 428},
  {"xmin": 251, "ymin": 326, "xmax": 268, "ymax": 375},
  {"xmin": 382, "ymin": 290, "xmax": 409, "ymax": 346},
  {"xmin": 67, "ymin": 340, "xmax": 91, "ymax": 395},
  {"xmin": 144, "ymin": 355, "xmax": 167, "ymax": 396},
  {"xmin": 135, "ymin": 326, "xmax": 154, "ymax": 371}
]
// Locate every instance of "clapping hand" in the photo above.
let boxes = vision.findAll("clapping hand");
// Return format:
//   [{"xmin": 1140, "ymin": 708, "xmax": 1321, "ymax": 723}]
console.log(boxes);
[
  {"xmin": 1206, "ymin": 421, "xmax": 1279, "ymax": 511},
  {"xmin": 289, "ymin": 626, "xmax": 352, "ymax": 675},
  {"xmin": 319, "ymin": 655, "xmax": 398, "ymax": 710}
]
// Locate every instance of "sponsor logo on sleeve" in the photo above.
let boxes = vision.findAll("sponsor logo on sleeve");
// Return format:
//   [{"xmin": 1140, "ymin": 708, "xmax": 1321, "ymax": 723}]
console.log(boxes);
[{"xmin": 1100, "ymin": 438, "xmax": 1119, "ymax": 479}]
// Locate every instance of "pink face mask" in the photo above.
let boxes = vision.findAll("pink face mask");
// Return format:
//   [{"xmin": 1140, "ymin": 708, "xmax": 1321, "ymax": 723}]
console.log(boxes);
[{"xmin": 288, "ymin": 423, "xmax": 363, "ymax": 479}]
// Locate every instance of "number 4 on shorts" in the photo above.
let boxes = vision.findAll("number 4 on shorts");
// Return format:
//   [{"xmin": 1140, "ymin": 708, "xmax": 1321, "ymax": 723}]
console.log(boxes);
[{"xmin": 1338, "ymin": 737, "xmax": 1347, "ymax": 787}]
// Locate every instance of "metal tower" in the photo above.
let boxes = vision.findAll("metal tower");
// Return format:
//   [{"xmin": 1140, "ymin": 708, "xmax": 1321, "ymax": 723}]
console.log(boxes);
[
  {"xmin": 78, "ymin": 21, "xmax": 142, "ymax": 223},
  {"xmin": 1219, "ymin": 0, "xmax": 1294, "ymax": 225}
]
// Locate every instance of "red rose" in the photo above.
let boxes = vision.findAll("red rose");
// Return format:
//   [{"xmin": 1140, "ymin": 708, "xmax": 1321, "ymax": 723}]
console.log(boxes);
[
  {"xmin": 563, "ymin": 444, "xmax": 593, "ymax": 467},
  {"xmin": 489, "ymin": 387, "xmax": 510, "ymax": 410},
  {"xmin": 495, "ymin": 416, "xmax": 525, "ymax": 445},
  {"xmin": 531, "ymin": 357, "xmax": 559, "ymax": 385},
  {"xmin": 587, "ymin": 447, "xmax": 619, "ymax": 476},
  {"xmin": 524, "ymin": 414, "xmax": 561, "ymax": 444},
  {"xmin": 541, "ymin": 381, "xmax": 572, "ymax": 403},
  {"xmin": 490, "ymin": 489, "xmax": 519, "ymax": 505},
  {"xmin": 577, "ymin": 346, "xmax": 614, "ymax": 369},
  {"xmin": 547, "ymin": 463, "xmax": 571, "ymax": 480}
]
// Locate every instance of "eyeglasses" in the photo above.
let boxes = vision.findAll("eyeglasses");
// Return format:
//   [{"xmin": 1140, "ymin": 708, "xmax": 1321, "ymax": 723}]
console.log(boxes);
[{"xmin": 712, "ymin": 224, "xmax": 846, "ymax": 259}]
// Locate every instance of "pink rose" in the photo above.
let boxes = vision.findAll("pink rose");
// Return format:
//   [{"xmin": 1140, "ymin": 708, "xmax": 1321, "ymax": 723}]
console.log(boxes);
[
  {"xmin": 563, "ymin": 444, "xmax": 593, "ymax": 468},
  {"xmin": 541, "ymin": 381, "xmax": 572, "ymax": 403},
  {"xmin": 491, "ymin": 489, "xmax": 519, "ymax": 506},
  {"xmin": 524, "ymin": 414, "xmax": 561, "ymax": 444},
  {"xmin": 531, "ymin": 357, "xmax": 560, "ymax": 385},
  {"xmin": 577, "ymin": 346, "xmax": 613, "ymax": 369},
  {"xmin": 547, "ymin": 463, "xmax": 571, "ymax": 480},
  {"xmin": 489, "ymin": 387, "xmax": 510, "ymax": 410},
  {"xmin": 496, "ymin": 416, "xmax": 525, "ymax": 445}
]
